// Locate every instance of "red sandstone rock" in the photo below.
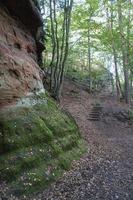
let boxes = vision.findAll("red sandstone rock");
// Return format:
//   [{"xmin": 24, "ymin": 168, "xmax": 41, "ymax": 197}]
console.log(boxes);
[{"xmin": 0, "ymin": 5, "xmax": 44, "ymax": 109}]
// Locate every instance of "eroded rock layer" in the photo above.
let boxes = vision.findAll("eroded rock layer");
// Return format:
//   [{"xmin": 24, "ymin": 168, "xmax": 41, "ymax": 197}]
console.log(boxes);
[{"xmin": 0, "ymin": 5, "xmax": 44, "ymax": 109}]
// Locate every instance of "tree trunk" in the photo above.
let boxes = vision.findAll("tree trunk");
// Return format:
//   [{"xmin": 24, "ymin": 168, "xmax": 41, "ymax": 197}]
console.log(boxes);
[
  {"xmin": 88, "ymin": 26, "xmax": 91, "ymax": 93},
  {"xmin": 117, "ymin": 0, "xmax": 130, "ymax": 103},
  {"xmin": 107, "ymin": 1, "xmax": 122, "ymax": 100},
  {"xmin": 56, "ymin": 0, "xmax": 73, "ymax": 98},
  {"xmin": 49, "ymin": 0, "xmax": 56, "ymax": 90}
]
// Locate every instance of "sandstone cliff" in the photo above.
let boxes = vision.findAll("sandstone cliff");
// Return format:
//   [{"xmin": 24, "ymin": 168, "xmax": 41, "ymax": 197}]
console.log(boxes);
[{"xmin": 0, "ymin": 0, "xmax": 44, "ymax": 109}]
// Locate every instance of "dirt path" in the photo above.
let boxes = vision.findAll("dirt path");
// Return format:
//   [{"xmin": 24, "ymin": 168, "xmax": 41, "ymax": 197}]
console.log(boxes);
[{"xmin": 36, "ymin": 81, "xmax": 133, "ymax": 200}]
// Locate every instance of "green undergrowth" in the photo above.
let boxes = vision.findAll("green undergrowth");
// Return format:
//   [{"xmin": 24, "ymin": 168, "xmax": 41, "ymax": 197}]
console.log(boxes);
[{"xmin": 0, "ymin": 92, "xmax": 86, "ymax": 197}]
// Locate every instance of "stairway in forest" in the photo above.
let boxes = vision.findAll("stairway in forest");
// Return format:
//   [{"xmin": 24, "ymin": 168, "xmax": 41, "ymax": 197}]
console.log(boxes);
[{"xmin": 88, "ymin": 104, "xmax": 103, "ymax": 121}]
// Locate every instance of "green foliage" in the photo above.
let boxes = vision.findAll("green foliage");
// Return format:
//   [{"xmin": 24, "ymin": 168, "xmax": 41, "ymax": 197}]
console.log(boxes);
[
  {"xmin": 42, "ymin": 0, "xmax": 133, "ymax": 101},
  {"xmin": 66, "ymin": 64, "xmax": 113, "ymax": 92}
]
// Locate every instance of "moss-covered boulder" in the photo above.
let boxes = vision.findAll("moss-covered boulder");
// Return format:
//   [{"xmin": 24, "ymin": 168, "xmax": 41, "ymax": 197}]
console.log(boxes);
[{"xmin": 0, "ymin": 93, "xmax": 85, "ymax": 197}]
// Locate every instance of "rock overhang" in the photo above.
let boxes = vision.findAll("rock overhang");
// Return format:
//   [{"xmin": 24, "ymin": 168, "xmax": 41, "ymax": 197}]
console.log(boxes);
[{"xmin": 1, "ymin": 0, "xmax": 43, "ymax": 36}]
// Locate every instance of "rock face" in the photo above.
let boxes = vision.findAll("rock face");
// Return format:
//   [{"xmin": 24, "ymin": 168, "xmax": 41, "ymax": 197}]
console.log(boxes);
[{"xmin": 0, "ymin": 2, "xmax": 44, "ymax": 109}]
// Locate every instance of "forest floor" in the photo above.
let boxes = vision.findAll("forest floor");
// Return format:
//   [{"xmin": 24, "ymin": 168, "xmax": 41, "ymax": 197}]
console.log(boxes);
[{"xmin": 35, "ymin": 79, "xmax": 133, "ymax": 200}]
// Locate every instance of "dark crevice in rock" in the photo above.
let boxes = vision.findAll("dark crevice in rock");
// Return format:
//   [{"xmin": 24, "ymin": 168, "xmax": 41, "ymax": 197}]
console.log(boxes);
[
  {"xmin": 14, "ymin": 43, "xmax": 21, "ymax": 50},
  {"xmin": 13, "ymin": 28, "xmax": 17, "ymax": 37},
  {"xmin": 8, "ymin": 69, "xmax": 20, "ymax": 79},
  {"xmin": 1, "ymin": 0, "xmax": 45, "ymax": 66},
  {"xmin": 33, "ymin": 75, "xmax": 37, "ymax": 80},
  {"xmin": 27, "ymin": 45, "xmax": 34, "ymax": 54},
  {"xmin": 0, "ymin": 72, "xmax": 4, "ymax": 76}
]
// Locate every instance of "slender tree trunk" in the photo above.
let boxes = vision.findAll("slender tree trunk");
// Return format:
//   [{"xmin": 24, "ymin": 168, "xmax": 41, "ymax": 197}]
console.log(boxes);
[
  {"xmin": 49, "ymin": 0, "xmax": 56, "ymax": 90},
  {"xmin": 113, "ymin": 52, "xmax": 122, "ymax": 98},
  {"xmin": 54, "ymin": 1, "xmax": 67, "ymax": 96},
  {"xmin": 53, "ymin": 0, "xmax": 60, "ymax": 94},
  {"xmin": 126, "ymin": 0, "xmax": 131, "ymax": 101},
  {"xmin": 117, "ymin": 0, "xmax": 130, "ymax": 103},
  {"xmin": 56, "ymin": 0, "xmax": 73, "ymax": 98},
  {"xmin": 107, "ymin": 1, "xmax": 122, "ymax": 99},
  {"xmin": 111, "ymin": 18, "xmax": 122, "ymax": 98},
  {"xmin": 88, "ymin": 25, "xmax": 91, "ymax": 93},
  {"xmin": 48, "ymin": 0, "xmax": 73, "ymax": 99}
]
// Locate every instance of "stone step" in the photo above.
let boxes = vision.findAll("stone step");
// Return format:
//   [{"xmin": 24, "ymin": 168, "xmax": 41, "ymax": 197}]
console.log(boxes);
[
  {"xmin": 89, "ymin": 114, "xmax": 100, "ymax": 117},
  {"xmin": 91, "ymin": 108, "xmax": 102, "ymax": 111},
  {"xmin": 90, "ymin": 111, "xmax": 102, "ymax": 114},
  {"xmin": 92, "ymin": 110, "xmax": 102, "ymax": 113},
  {"xmin": 88, "ymin": 118, "xmax": 100, "ymax": 121},
  {"xmin": 88, "ymin": 105, "xmax": 103, "ymax": 121},
  {"xmin": 93, "ymin": 106, "xmax": 103, "ymax": 108},
  {"xmin": 92, "ymin": 108, "xmax": 102, "ymax": 111},
  {"xmin": 89, "ymin": 115, "xmax": 100, "ymax": 118}
]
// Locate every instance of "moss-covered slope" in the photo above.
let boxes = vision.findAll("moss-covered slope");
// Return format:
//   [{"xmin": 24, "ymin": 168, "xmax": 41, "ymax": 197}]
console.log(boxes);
[{"xmin": 0, "ymin": 93, "xmax": 85, "ymax": 197}]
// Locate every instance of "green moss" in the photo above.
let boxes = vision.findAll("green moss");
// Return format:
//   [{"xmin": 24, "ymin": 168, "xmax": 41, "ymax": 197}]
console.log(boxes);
[
  {"xmin": 0, "ymin": 92, "xmax": 86, "ymax": 197},
  {"xmin": 58, "ymin": 139, "xmax": 86, "ymax": 170}
]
